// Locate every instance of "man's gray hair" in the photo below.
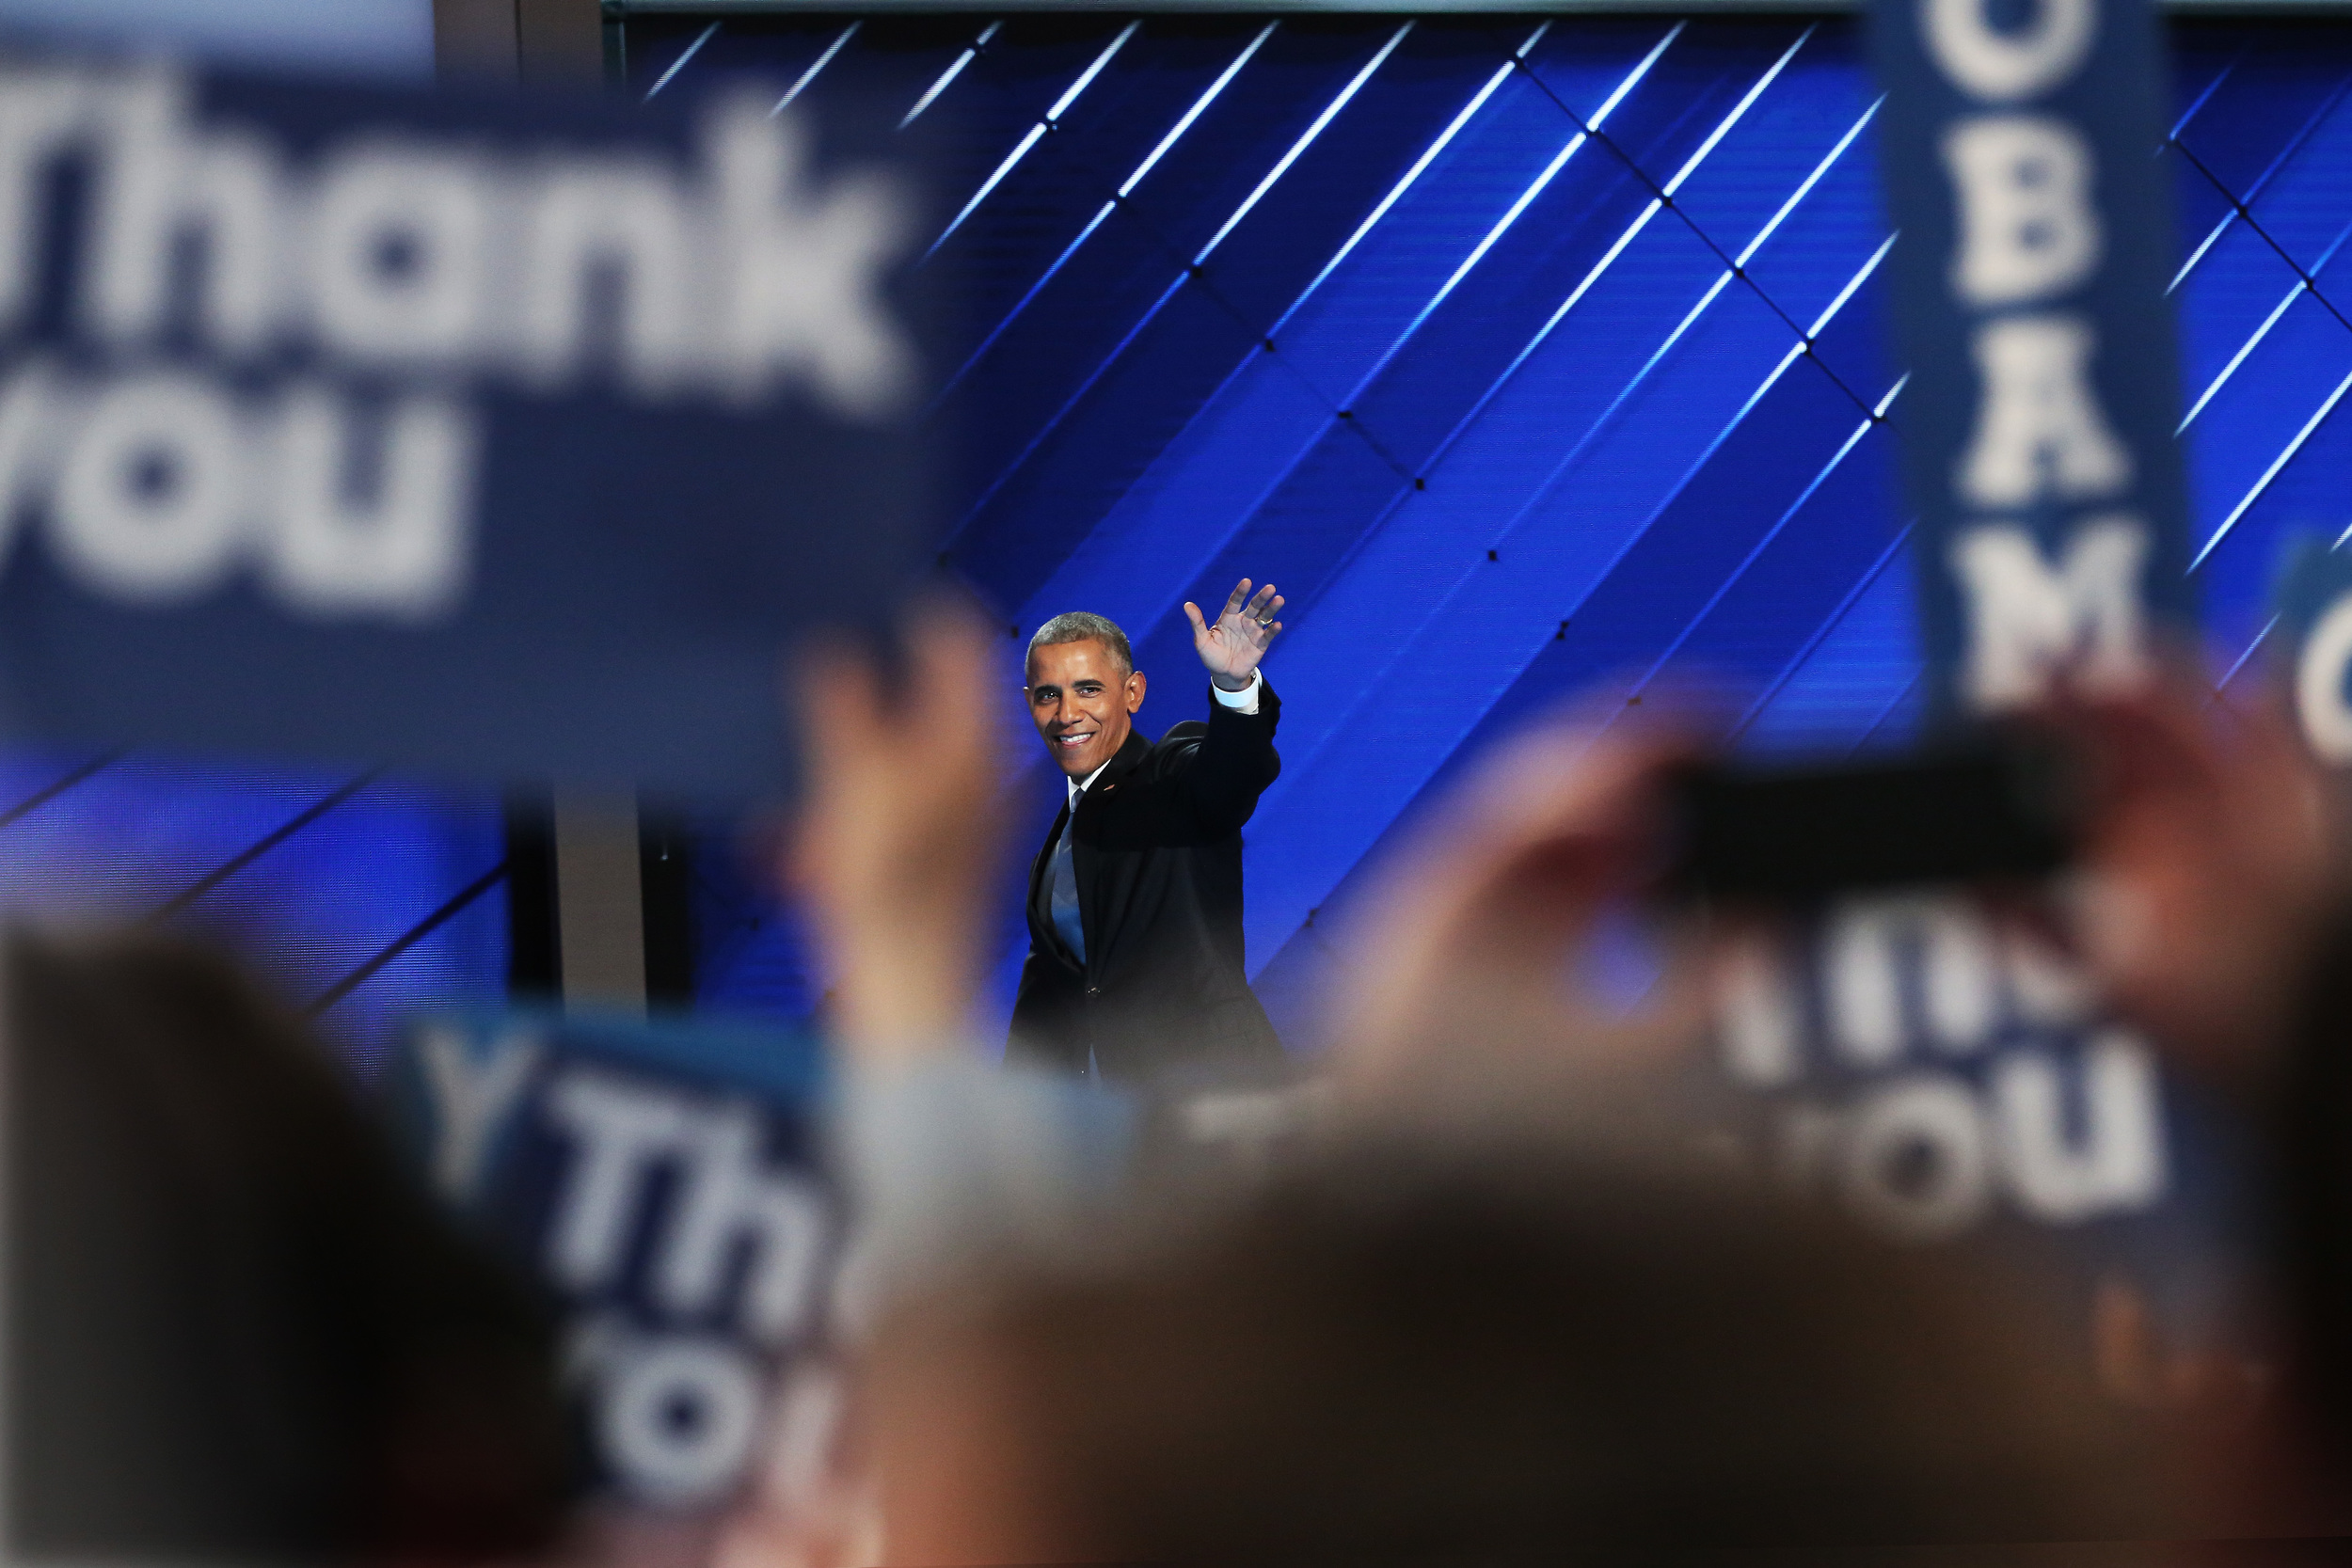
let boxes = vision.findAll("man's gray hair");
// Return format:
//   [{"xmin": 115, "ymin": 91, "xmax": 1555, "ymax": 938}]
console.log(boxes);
[{"xmin": 1028, "ymin": 611, "xmax": 1134, "ymax": 677}]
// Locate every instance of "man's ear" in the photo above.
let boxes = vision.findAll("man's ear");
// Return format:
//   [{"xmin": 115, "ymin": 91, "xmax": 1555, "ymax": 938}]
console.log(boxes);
[{"xmin": 1126, "ymin": 670, "xmax": 1147, "ymax": 712}]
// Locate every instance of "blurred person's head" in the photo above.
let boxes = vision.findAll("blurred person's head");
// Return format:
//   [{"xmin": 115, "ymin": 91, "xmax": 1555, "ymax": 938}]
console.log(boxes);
[
  {"xmin": 867, "ymin": 1135, "xmax": 2168, "ymax": 1566},
  {"xmin": 1025, "ymin": 612, "xmax": 1143, "ymax": 780},
  {"xmin": 8, "ymin": 932, "xmax": 572, "ymax": 1562}
]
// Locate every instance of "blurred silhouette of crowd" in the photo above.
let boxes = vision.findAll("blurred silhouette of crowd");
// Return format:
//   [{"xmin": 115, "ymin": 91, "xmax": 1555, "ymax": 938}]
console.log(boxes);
[
  {"xmin": 789, "ymin": 607, "xmax": 2352, "ymax": 1563},
  {"xmin": 23, "ymin": 602, "xmax": 2352, "ymax": 1567}
]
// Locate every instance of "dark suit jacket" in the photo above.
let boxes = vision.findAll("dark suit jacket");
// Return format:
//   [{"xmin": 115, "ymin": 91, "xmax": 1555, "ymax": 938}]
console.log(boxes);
[{"xmin": 1009, "ymin": 679, "xmax": 1283, "ymax": 1081}]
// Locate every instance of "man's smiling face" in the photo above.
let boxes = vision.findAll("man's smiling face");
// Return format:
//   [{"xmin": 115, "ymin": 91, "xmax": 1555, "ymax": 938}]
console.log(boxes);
[{"xmin": 1026, "ymin": 638, "xmax": 1145, "ymax": 780}]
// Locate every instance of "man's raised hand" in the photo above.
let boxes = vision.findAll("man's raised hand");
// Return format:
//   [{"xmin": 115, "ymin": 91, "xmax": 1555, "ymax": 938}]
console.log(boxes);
[{"xmin": 1184, "ymin": 578, "xmax": 1283, "ymax": 690}]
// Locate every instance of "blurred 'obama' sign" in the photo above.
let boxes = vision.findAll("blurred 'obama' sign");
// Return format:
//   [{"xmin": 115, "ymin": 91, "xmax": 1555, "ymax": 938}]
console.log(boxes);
[
  {"xmin": 1869, "ymin": 0, "xmax": 2192, "ymax": 714},
  {"xmin": 0, "ymin": 53, "xmax": 942, "ymax": 797}
]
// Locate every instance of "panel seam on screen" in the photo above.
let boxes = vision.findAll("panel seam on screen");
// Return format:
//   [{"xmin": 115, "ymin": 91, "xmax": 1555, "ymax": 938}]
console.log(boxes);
[
  {"xmin": 306, "ymin": 858, "xmax": 511, "ymax": 1020},
  {"xmin": 0, "ymin": 752, "xmax": 121, "ymax": 835},
  {"xmin": 145, "ymin": 770, "xmax": 379, "ymax": 923},
  {"xmin": 922, "ymin": 20, "xmax": 1139, "ymax": 261},
  {"xmin": 1390, "ymin": 47, "xmax": 1890, "ymax": 522},
  {"xmin": 1623, "ymin": 379, "xmax": 1903, "ymax": 704},
  {"xmin": 2167, "ymin": 71, "xmax": 2347, "ymax": 295},
  {"xmin": 929, "ymin": 21, "xmax": 1280, "ymax": 407},
  {"xmin": 964, "ymin": 21, "xmax": 1691, "ymax": 563},
  {"xmin": 942, "ymin": 21, "xmax": 1431, "ymax": 545},
  {"xmin": 901, "ymin": 19, "xmax": 1001, "ymax": 129},
  {"xmin": 1507, "ymin": 23, "xmax": 1883, "ymax": 426},
  {"xmin": 1732, "ymin": 519, "xmax": 1917, "ymax": 741},
  {"xmin": 1246, "ymin": 225, "xmax": 1899, "ymax": 822},
  {"xmin": 988, "ymin": 20, "xmax": 1560, "ymax": 596}
]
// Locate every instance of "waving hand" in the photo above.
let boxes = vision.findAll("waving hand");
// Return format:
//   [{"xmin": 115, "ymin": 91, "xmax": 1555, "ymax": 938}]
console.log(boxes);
[{"xmin": 1184, "ymin": 578, "xmax": 1284, "ymax": 690}]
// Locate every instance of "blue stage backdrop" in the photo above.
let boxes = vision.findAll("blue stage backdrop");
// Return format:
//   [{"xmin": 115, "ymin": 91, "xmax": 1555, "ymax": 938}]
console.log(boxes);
[
  {"xmin": 649, "ymin": 9, "xmax": 2352, "ymax": 1049},
  {"xmin": 1, "ymin": 11, "xmax": 2348, "ymax": 1063},
  {"xmin": 0, "ymin": 746, "xmax": 506, "ymax": 1073}
]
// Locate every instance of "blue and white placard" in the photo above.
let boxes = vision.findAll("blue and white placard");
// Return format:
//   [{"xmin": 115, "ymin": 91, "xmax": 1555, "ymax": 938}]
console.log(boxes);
[
  {"xmin": 1869, "ymin": 0, "xmax": 2193, "ymax": 716},
  {"xmin": 382, "ymin": 1008, "xmax": 842, "ymax": 1513},
  {"xmin": 0, "ymin": 53, "xmax": 944, "ymax": 798}
]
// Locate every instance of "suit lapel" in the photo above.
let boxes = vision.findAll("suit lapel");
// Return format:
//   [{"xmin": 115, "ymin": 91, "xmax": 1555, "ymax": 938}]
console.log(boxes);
[
  {"xmin": 1070, "ymin": 729, "xmax": 1152, "ymax": 968},
  {"xmin": 1096, "ymin": 726, "xmax": 1152, "ymax": 790},
  {"xmin": 1027, "ymin": 797, "xmax": 1073, "ymax": 963}
]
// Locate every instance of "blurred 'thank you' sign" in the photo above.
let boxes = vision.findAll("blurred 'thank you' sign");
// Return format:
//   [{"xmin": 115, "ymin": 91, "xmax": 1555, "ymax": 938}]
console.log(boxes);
[
  {"xmin": 1870, "ymin": 0, "xmax": 2190, "ymax": 719},
  {"xmin": 385, "ymin": 1009, "xmax": 847, "ymax": 1513},
  {"xmin": 0, "ymin": 54, "xmax": 941, "ymax": 797}
]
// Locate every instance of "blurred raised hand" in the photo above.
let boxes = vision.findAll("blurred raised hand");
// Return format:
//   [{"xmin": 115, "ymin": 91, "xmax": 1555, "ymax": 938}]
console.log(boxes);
[
  {"xmin": 788, "ymin": 602, "xmax": 1008, "ymax": 1060},
  {"xmin": 1327, "ymin": 715, "xmax": 1709, "ymax": 1121},
  {"xmin": 2051, "ymin": 671, "xmax": 2339, "ymax": 1088}
]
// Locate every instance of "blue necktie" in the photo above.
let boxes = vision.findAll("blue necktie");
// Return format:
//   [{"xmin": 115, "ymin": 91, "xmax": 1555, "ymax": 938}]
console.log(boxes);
[{"xmin": 1050, "ymin": 796, "xmax": 1085, "ymax": 965}]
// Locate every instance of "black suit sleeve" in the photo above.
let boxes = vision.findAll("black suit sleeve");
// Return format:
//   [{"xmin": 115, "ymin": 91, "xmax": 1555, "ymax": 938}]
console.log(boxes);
[{"xmin": 1168, "ymin": 678, "xmax": 1282, "ymax": 836}]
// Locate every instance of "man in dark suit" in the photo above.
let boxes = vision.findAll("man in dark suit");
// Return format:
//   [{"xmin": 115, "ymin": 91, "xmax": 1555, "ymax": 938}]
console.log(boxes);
[{"xmin": 1009, "ymin": 579, "xmax": 1286, "ymax": 1081}]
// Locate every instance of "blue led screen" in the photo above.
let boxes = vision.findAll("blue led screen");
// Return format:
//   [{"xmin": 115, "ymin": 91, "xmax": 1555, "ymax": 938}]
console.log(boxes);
[
  {"xmin": 633, "ymin": 9, "xmax": 2352, "ymax": 1049},
  {"xmin": 0, "ymin": 12, "xmax": 2338, "ymax": 1068},
  {"xmin": 0, "ymin": 748, "xmax": 506, "ymax": 1074}
]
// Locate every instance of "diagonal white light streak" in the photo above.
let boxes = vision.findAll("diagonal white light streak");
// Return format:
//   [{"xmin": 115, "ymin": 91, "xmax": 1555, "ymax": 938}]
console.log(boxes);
[
  {"xmin": 1662, "ymin": 25, "xmax": 1812, "ymax": 197},
  {"xmin": 1513, "ymin": 200, "xmax": 1663, "ymax": 368},
  {"xmin": 1120, "ymin": 22, "xmax": 1276, "ymax": 198},
  {"xmin": 1734, "ymin": 521, "xmax": 1916, "ymax": 736},
  {"xmin": 772, "ymin": 22, "xmax": 858, "ymax": 115},
  {"xmin": 1427, "ymin": 134, "xmax": 1592, "ymax": 310},
  {"xmin": 2169, "ymin": 212, "xmax": 2234, "ymax": 296},
  {"xmin": 1046, "ymin": 21, "xmax": 1141, "ymax": 119},
  {"xmin": 901, "ymin": 20, "xmax": 1000, "ymax": 129},
  {"xmin": 644, "ymin": 21, "xmax": 717, "ymax": 102},
  {"xmin": 924, "ymin": 21, "xmax": 1139, "ymax": 261},
  {"xmin": 2195, "ymin": 362, "xmax": 2352, "ymax": 568},
  {"xmin": 1338, "ymin": 24, "xmax": 1683, "ymax": 407},
  {"xmin": 1491, "ymin": 230, "xmax": 1893, "ymax": 563},
  {"xmin": 933, "ymin": 124, "xmax": 1043, "ymax": 255},
  {"xmin": 1633, "ymin": 375, "xmax": 1906, "ymax": 694},
  {"xmin": 952, "ymin": 272, "xmax": 1191, "ymax": 529},
  {"xmin": 2169, "ymin": 79, "xmax": 2347, "ymax": 293},
  {"xmin": 1582, "ymin": 19, "xmax": 1682, "ymax": 128},
  {"xmin": 2171, "ymin": 59, "xmax": 2234, "ymax": 142},
  {"xmin": 1548, "ymin": 335, "xmax": 1814, "ymax": 629},
  {"xmin": 2181, "ymin": 209, "xmax": 2352, "ymax": 431},
  {"xmin": 1634, "ymin": 269, "xmax": 1737, "ymax": 388},
  {"xmin": 1395, "ymin": 28, "xmax": 1842, "ymax": 496},
  {"xmin": 932, "ymin": 23, "xmax": 1278, "ymax": 399},
  {"xmin": 934, "ymin": 198, "xmax": 1118, "ymax": 398},
  {"xmin": 1268, "ymin": 24, "xmax": 1549, "ymax": 340},
  {"xmin": 1409, "ymin": 21, "xmax": 1684, "ymax": 325},
  {"xmin": 2181, "ymin": 279, "xmax": 2303, "ymax": 431},
  {"xmin": 1873, "ymin": 370, "xmax": 1910, "ymax": 417},
  {"xmin": 2218, "ymin": 613, "xmax": 2280, "ymax": 688},
  {"xmin": 1192, "ymin": 22, "xmax": 1413, "ymax": 264},
  {"xmin": 1736, "ymin": 94, "xmax": 1880, "ymax": 267},
  {"xmin": 940, "ymin": 21, "xmax": 1426, "ymax": 507},
  {"xmin": 1805, "ymin": 230, "xmax": 1896, "ymax": 338}
]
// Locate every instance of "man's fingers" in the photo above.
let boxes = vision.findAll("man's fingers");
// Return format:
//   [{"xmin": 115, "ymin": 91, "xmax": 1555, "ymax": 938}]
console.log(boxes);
[
  {"xmin": 1223, "ymin": 578, "xmax": 1252, "ymax": 615},
  {"xmin": 1184, "ymin": 601, "xmax": 1208, "ymax": 635}
]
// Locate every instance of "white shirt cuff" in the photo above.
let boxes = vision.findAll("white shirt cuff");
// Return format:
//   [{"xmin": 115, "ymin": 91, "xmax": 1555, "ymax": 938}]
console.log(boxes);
[{"xmin": 1211, "ymin": 670, "xmax": 1263, "ymax": 715}]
